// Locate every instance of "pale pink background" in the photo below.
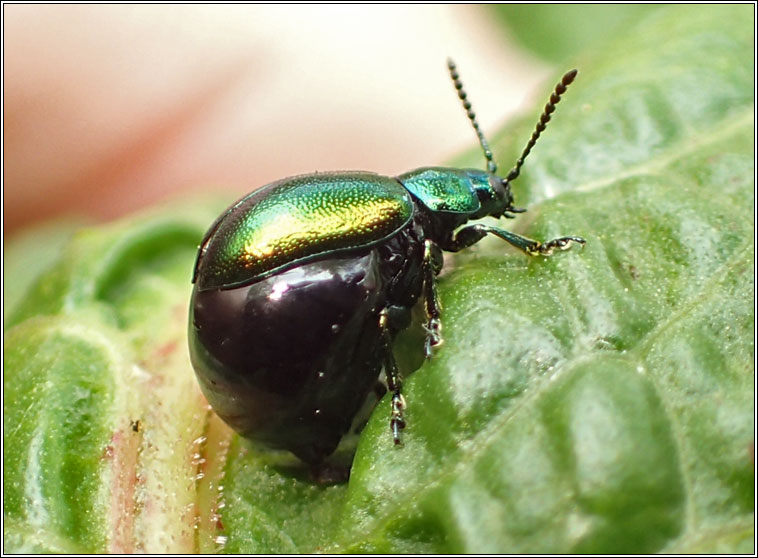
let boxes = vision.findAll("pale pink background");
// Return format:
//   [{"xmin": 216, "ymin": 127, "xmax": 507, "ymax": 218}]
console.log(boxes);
[{"xmin": 4, "ymin": 5, "xmax": 552, "ymax": 234}]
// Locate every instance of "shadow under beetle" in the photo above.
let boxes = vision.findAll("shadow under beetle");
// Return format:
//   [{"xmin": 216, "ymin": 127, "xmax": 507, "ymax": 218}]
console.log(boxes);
[{"xmin": 189, "ymin": 60, "xmax": 585, "ymax": 467}]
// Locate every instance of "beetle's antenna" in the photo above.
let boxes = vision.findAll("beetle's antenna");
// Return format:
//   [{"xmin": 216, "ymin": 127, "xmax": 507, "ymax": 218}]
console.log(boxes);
[
  {"xmin": 447, "ymin": 58, "xmax": 497, "ymax": 174},
  {"xmin": 505, "ymin": 69, "xmax": 578, "ymax": 183}
]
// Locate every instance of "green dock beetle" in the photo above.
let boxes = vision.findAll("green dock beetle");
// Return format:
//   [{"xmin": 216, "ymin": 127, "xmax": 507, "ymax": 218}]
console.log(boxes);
[{"xmin": 189, "ymin": 60, "xmax": 584, "ymax": 466}]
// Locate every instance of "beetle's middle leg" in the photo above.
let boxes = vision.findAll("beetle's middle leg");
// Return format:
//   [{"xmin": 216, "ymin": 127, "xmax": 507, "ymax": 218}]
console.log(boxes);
[
  {"xmin": 421, "ymin": 239, "xmax": 444, "ymax": 359},
  {"xmin": 379, "ymin": 308, "xmax": 405, "ymax": 445},
  {"xmin": 441, "ymin": 224, "xmax": 585, "ymax": 256}
]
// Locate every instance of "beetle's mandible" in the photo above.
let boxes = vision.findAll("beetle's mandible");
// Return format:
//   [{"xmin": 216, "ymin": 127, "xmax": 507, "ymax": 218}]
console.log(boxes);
[{"xmin": 189, "ymin": 60, "xmax": 585, "ymax": 467}]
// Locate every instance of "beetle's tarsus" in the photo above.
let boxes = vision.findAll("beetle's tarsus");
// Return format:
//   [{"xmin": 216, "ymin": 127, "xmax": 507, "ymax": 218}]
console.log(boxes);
[
  {"xmin": 421, "ymin": 240, "xmax": 444, "ymax": 359},
  {"xmin": 529, "ymin": 235, "xmax": 587, "ymax": 256},
  {"xmin": 391, "ymin": 393, "xmax": 406, "ymax": 445},
  {"xmin": 381, "ymin": 308, "xmax": 407, "ymax": 447},
  {"xmin": 423, "ymin": 318, "xmax": 442, "ymax": 360}
]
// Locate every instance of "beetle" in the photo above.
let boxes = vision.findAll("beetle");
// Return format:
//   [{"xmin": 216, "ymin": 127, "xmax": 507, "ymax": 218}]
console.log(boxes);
[{"xmin": 188, "ymin": 60, "xmax": 584, "ymax": 466}]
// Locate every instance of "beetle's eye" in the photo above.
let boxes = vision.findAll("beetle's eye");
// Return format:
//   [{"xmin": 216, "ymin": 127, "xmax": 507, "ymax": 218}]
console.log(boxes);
[{"xmin": 485, "ymin": 176, "xmax": 506, "ymax": 205}]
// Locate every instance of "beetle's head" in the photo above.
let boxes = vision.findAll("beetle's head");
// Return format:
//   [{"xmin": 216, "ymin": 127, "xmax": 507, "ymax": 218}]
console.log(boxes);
[
  {"xmin": 447, "ymin": 60, "xmax": 578, "ymax": 221},
  {"xmin": 469, "ymin": 171, "xmax": 524, "ymax": 220},
  {"xmin": 492, "ymin": 176, "xmax": 526, "ymax": 219},
  {"xmin": 491, "ymin": 175, "xmax": 524, "ymax": 219}
]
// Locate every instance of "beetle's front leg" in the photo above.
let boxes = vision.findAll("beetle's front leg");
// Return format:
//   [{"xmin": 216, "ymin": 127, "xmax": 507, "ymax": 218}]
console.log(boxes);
[
  {"xmin": 422, "ymin": 240, "xmax": 444, "ymax": 359},
  {"xmin": 441, "ymin": 224, "xmax": 585, "ymax": 256},
  {"xmin": 379, "ymin": 308, "xmax": 405, "ymax": 445}
]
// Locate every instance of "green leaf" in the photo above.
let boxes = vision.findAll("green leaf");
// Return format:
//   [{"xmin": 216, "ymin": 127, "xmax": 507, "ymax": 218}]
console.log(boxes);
[
  {"xmin": 3, "ymin": 219, "xmax": 86, "ymax": 324},
  {"xmin": 4, "ymin": 316, "xmax": 128, "ymax": 553},
  {"xmin": 3, "ymin": 4, "xmax": 753, "ymax": 554},
  {"xmin": 491, "ymin": 5, "xmax": 662, "ymax": 63},
  {"xmin": 4, "ymin": 204, "xmax": 224, "ymax": 553}
]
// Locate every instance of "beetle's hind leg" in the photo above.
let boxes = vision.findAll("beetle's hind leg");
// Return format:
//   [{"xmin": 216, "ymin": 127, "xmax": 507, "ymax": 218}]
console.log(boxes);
[
  {"xmin": 379, "ymin": 308, "xmax": 406, "ymax": 445},
  {"xmin": 422, "ymin": 240, "xmax": 444, "ymax": 359},
  {"xmin": 442, "ymin": 224, "xmax": 585, "ymax": 256},
  {"xmin": 377, "ymin": 239, "xmax": 444, "ymax": 446}
]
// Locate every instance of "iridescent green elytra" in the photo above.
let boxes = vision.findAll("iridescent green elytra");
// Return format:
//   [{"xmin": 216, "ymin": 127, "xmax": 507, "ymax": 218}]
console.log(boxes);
[
  {"xmin": 189, "ymin": 60, "xmax": 585, "ymax": 468},
  {"xmin": 195, "ymin": 172, "xmax": 414, "ymax": 290}
]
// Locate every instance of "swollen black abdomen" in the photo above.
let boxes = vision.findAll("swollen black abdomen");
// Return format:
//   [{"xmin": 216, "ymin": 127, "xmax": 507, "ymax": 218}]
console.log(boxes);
[{"xmin": 189, "ymin": 250, "xmax": 393, "ymax": 463}]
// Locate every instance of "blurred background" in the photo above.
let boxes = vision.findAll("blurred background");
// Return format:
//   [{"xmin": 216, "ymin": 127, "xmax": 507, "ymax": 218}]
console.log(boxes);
[{"xmin": 3, "ymin": 4, "xmax": 655, "ymax": 236}]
